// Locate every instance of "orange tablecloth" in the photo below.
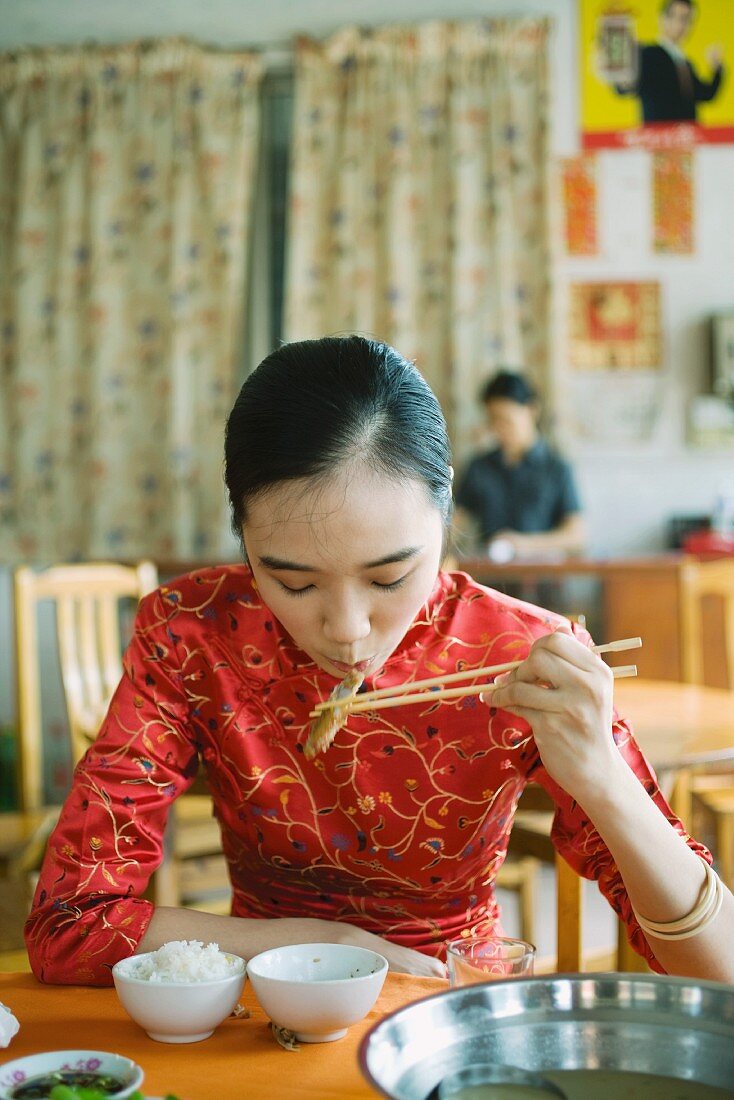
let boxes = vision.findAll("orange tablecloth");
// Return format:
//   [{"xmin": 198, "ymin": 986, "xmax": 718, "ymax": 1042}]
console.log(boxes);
[{"xmin": 0, "ymin": 972, "xmax": 447, "ymax": 1099}]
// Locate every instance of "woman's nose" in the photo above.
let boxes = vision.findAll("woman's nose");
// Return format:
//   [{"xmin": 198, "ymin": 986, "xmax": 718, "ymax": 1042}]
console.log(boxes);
[{"xmin": 322, "ymin": 597, "xmax": 371, "ymax": 646}]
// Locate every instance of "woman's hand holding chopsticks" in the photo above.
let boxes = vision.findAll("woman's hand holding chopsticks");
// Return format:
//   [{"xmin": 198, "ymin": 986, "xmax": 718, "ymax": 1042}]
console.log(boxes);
[
  {"xmin": 308, "ymin": 636, "xmax": 640, "ymax": 719},
  {"xmin": 488, "ymin": 623, "xmax": 623, "ymax": 803}
]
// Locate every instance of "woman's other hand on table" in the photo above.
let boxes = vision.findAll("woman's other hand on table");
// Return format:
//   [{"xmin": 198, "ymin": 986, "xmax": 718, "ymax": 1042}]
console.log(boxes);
[{"xmin": 334, "ymin": 923, "xmax": 447, "ymax": 978}]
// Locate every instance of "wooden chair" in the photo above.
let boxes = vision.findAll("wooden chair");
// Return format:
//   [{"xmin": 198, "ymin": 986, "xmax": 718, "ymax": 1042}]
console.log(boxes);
[
  {"xmin": 6, "ymin": 561, "xmax": 231, "ymax": 917},
  {"xmin": 495, "ymin": 855, "xmax": 538, "ymax": 946},
  {"xmin": 509, "ymin": 784, "xmax": 648, "ymax": 972},
  {"xmin": 14, "ymin": 561, "xmax": 159, "ymax": 812},
  {"xmin": 0, "ymin": 876, "xmax": 34, "ymax": 973},
  {"xmin": 680, "ymin": 557, "xmax": 734, "ymax": 690},
  {"xmin": 680, "ymin": 558, "xmax": 734, "ymax": 888}
]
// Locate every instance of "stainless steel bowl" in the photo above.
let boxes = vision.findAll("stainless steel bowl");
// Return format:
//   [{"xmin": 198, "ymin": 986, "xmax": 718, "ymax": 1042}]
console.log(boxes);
[{"xmin": 359, "ymin": 973, "xmax": 734, "ymax": 1099}]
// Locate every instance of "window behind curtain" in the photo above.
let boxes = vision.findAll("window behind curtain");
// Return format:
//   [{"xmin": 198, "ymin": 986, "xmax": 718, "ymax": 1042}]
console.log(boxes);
[{"xmin": 245, "ymin": 68, "xmax": 293, "ymax": 370}]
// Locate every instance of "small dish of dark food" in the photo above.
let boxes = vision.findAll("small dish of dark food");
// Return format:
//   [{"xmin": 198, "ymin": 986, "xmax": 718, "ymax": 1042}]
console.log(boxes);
[
  {"xmin": 10, "ymin": 1070, "xmax": 128, "ymax": 1098},
  {"xmin": 0, "ymin": 1051, "xmax": 143, "ymax": 1100}
]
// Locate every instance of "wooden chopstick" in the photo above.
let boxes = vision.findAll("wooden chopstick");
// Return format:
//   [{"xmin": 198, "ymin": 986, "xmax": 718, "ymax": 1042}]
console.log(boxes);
[
  {"xmin": 310, "ymin": 636, "xmax": 642, "ymax": 716},
  {"xmin": 339, "ymin": 663, "xmax": 638, "ymax": 715}
]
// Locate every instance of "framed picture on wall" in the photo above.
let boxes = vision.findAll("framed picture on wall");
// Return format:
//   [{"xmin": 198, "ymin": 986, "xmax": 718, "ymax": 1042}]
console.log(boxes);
[
  {"xmin": 712, "ymin": 311, "xmax": 734, "ymax": 398},
  {"xmin": 569, "ymin": 281, "xmax": 661, "ymax": 370}
]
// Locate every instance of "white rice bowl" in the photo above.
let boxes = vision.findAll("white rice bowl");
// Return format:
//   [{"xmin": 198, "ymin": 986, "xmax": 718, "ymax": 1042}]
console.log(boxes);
[
  {"xmin": 112, "ymin": 941, "xmax": 247, "ymax": 1043},
  {"xmin": 116, "ymin": 939, "xmax": 244, "ymax": 983}
]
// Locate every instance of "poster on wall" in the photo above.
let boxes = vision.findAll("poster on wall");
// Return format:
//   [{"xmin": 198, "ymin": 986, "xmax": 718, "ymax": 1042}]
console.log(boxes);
[
  {"xmin": 580, "ymin": 0, "xmax": 734, "ymax": 149},
  {"xmin": 560, "ymin": 155, "xmax": 598, "ymax": 255},
  {"xmin": 568, "ymin": 281, "xmax": 663, "ymax": 441},
  {"xmin": 652, "ymin": 150, "xmax": 694, "ymax": 252},
  {"xmin": 569, "ymin": 281, "xmax": 661, "ymax": 369}
]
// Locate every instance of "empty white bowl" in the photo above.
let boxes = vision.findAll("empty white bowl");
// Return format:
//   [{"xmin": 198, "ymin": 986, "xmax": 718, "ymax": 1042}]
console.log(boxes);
[
  {"xmin": 112, "ymin": 950, "xmax": 246, "ymax": 1043},
  {"xmin": 0, "ymin": 1049, "xmax": 143, "ymax": 1099},
  {"xmin": 247, "ymin": 942, "xmax": 388, "ymax": 1043}
]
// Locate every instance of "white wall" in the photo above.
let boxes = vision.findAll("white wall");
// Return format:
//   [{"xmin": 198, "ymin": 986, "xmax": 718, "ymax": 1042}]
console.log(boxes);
[{"xmin": 559, "ymin": 145, "xmax": 734, "ymax": 555}]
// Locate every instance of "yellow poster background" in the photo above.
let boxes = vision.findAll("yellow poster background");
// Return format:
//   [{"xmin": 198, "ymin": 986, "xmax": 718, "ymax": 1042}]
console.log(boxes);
[{"xmin": 580, "ymin": 0, "xmax": 734, "ymax": 144}]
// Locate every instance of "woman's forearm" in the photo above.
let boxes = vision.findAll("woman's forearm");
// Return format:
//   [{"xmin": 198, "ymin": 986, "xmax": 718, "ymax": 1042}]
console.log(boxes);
[
  {"xmin": 136, "ymin": 907, "xmax": 446, "ymax": 977},
  {"xmin": 137, "ymin": 908, "xmax": 342, "ymax": 959},
  {"xmin": 578, "ymin": 757, "xmax": 734, "ymax": 982}
]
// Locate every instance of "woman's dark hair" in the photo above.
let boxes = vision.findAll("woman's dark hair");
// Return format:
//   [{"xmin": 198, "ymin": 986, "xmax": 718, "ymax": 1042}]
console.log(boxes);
[
  {"xmin": 224, "ymin": 335, "xmax": 453, "ymax": 538},
  {"xmin": 480, "ymin": 369, "xmax": 538, "ymax": 407}
]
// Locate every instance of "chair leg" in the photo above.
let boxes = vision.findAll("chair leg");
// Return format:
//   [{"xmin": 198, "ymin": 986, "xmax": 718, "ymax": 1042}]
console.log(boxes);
[
  {"xmin": 556, "ymin": 854, "xmax": 582, "ymax": 973},
  {"xmin": 670, "ymin": 769, "xmax": 693, "ymax": 831},
  {"xmin": 518, "ymin": 857, "xmax": 537, "ymax": 946},
  {"xmin": 150, "ymin": 817, "xmax": 180, "ymax": 908},
  {"xmin": 150, "ymin": 857, "xmax": 180, "ymax": 908},
  {"xmin": 716, "ymin": 810, "xmax": 734, "ymax": 891},
  {"xmin": 616, "ymin": 919, "xmax": 649, "ymax": 972}
]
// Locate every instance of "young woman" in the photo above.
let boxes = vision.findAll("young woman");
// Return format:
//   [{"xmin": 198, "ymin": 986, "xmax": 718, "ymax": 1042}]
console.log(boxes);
[{"xmin": 26, "ymin": 336, "xmax": 733, "ymax": 985}]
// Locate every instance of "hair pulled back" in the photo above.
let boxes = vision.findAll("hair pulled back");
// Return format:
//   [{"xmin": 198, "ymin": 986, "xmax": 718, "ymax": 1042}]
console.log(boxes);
[{"xmin": 224, "ymin": 335, "xmax": 453, "ymax": 538}]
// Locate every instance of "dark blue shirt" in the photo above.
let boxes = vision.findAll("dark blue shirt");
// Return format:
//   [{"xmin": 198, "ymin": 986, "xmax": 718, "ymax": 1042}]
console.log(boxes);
[{"xmin": 455, "ymin": 440, "xmax": 581, "ymax": 543}]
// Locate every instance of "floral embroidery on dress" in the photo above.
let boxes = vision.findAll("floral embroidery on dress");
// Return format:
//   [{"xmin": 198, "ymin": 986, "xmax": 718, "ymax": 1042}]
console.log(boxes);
[{"xmin": 26, "ymin": 565, "xmax": 710, "ymax": 985}]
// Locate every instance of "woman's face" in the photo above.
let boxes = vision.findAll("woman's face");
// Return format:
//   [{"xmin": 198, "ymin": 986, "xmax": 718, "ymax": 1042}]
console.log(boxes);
[{"xmin": 242, "ymin": 465, "xmax": 445, "ymax": 679}]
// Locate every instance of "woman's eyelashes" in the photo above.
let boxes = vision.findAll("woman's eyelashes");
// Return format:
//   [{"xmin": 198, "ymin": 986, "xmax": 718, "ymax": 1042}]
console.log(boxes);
[
  {"xmin": 278, "ymin": 581, "xmax": 314, "ymax": 596},
  {"xmin": 276, "ymin": 574, "xmax": 411, "ymax": 596},
  {"xmin": 371, "ymin": 575, "xmax": 408, "ymax": 591}
]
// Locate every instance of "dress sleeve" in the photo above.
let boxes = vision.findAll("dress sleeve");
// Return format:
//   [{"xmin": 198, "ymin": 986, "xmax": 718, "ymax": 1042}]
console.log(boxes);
[
  {"xmin": 25, "ymin": 588, "xmax": 199, "ymax": 986},
  {"xmin": 525, "ymin": 624, "xmax": 712, "ymax": 973}
]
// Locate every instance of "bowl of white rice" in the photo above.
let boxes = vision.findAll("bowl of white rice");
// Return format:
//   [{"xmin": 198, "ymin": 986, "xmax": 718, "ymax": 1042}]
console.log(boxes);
[{"xmin": 112, "ymin": 940, "xmax": 246, "ymax": 1044}]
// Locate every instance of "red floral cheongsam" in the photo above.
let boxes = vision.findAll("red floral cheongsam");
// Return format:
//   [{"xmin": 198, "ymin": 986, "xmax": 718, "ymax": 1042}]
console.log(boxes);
[{"xmin": 25, "ymin": 566, "xmax": 709, "ymax": 984}]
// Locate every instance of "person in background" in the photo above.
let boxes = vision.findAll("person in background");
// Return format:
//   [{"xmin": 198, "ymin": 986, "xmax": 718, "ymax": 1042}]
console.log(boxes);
[
  {"xmin": 454, "ymin": 370, "xmax": 586, "ymax": 563},
  {"xmin": 611, "ymin": 0, "xmax": 724, "ymax": 125}
]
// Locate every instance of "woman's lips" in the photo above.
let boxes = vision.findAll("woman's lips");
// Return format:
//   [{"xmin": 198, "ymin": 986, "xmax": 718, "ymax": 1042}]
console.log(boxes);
[{"xmin": 328, "ymin": 657, "xmax": 374, "ymax": 674}]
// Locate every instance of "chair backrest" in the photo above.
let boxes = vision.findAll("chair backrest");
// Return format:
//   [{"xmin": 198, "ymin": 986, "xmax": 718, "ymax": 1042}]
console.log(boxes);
[
  {"xmin": 680, "ymin": 558, "xmax": 734, "ymax": 689},
  {"xmin": 14, "ymin": 561, "xmax": 158, "ymax": 812}
]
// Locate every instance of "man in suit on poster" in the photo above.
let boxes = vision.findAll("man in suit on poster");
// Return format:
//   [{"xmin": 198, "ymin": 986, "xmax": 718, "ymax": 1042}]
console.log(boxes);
[{"xmin": 611, "ymin": 0, "xmax": 724, "ymax": 124}]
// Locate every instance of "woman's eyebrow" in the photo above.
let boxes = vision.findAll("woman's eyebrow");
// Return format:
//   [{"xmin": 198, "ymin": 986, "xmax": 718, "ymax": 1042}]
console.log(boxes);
[
  {"xmin": 363, "ymin": 546, "xmax": 423, "ymax": 568},
  {"xmin": 257, "ymin": 546, "xmax": 423, "ymax": 573},
  {"xmin": 257, "ymin": 555, "xmax": 315, "ymax": 572}
]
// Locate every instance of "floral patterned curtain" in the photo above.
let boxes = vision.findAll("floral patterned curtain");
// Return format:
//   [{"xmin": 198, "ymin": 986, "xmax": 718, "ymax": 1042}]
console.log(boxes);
[
  {"xmin": 285, "ymin": 20, "xmax": 550, "ymax": 461},
  {"xmin": 0, "ymin": 39, "xmax": 262, "ymax": 562}
]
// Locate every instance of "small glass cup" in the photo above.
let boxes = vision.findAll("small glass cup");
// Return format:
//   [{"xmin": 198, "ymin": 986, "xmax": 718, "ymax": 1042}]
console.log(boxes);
[{"xmin": 446, "ymin": 935, "xmax": 536, "ymax": 987}]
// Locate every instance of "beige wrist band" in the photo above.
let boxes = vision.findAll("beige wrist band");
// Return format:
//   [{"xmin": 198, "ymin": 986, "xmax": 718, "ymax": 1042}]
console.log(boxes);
[{"xmin": 632, "ymin": 860, "xmax": 724, "ymax": 942}]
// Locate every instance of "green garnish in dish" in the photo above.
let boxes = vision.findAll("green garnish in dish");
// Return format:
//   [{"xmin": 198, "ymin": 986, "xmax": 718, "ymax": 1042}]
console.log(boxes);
[
  {"xmin": 48, "ymin": 1089, "xmax": 182, "ymax": 1100},
  {"xmin": 48, "ymin": 1090, "xmax": 146, "ymax": 1100}
]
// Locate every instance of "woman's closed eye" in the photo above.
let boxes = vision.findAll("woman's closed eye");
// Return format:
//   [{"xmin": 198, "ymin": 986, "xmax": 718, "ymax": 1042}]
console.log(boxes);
[
  {"xmin": 278, "ymin": 574, "xmax": 410, "ymax": 596},
  {"xmin": 278, "ymin": 581, "xmax": 315, "ymax": 596},
  {"xmin": 371, "ymin": 575, "xmax": 409, "ymax": 591}
]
